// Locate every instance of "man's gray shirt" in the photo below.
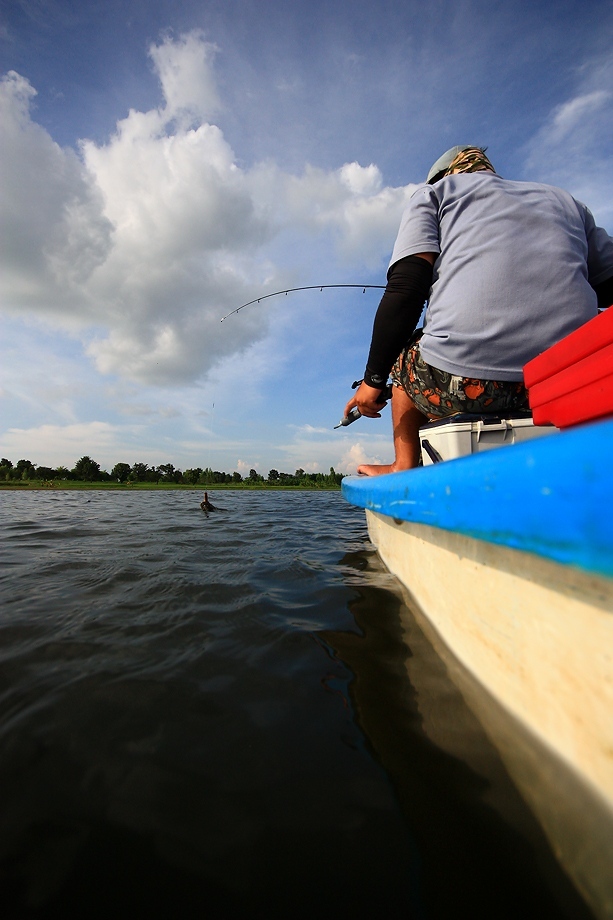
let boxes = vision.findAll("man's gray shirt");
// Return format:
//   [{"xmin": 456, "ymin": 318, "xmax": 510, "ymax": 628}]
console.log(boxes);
[{"xmin": 390, "ymin": 172, "xmax": 613, "ymax": 380}]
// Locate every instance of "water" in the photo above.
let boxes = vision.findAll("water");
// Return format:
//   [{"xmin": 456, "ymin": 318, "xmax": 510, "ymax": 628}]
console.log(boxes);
[{"xmin": 0, "ymin": 489, "xmax": 595, "ymax": 920}]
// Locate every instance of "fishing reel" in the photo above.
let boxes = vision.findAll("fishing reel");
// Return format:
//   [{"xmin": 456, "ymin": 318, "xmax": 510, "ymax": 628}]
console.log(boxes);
[{"xmin": 334, "ymin": 379, "xmax": 393, "ymax": 428}]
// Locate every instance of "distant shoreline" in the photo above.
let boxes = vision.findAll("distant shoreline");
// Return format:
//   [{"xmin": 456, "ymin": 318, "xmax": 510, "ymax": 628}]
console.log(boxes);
[{"xmin": 0, "ymin": 481, "xmax": 342, "ymax": 491}]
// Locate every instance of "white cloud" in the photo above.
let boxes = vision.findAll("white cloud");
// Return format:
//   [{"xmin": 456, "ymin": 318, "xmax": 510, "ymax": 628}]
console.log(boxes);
[
  {"xmin": 337, "ymin": 184, "xmax": 416, "ymax": 265},
  {"xmin": 1, "ymin": 32, "xmax": 415, "ymax": 389},
  {"xmin": 0, "ymin": 70, "xmax": 113, "ymax": 314},
  {"xmin": 148, "ymin": 30, "xmax": 220, "ymax": 125},
  {"xmin": 339, "ymin": 162, "xmax": 382, "ymax": 196},
  {"xmin": 290, "ymin": 423, "xmax": 332, "ymax": 435},
  {"xmin": 0, "ymin": 417, "xmax": 224, "ymax": 469},
  {"xmin": 1, "ymin": 422, "xmax": 121, "ymax": 467},
  {"xmin": 338, "ymin": 442, "xmax": 386, "ymax": 474},
  {"xmin": 522, "ymin": 51, "xmax": 613, "ymax": 227},
  {"xmin": 272, "ymin": 429, "xmax": 391, "ymax": 475},
  {"xmin": 547, "ymin": 91, "xmax": 611, "ymax": 142},
  {"xmin": 279, "ymin": 162, "xmax": 416, "ymax": 266}
]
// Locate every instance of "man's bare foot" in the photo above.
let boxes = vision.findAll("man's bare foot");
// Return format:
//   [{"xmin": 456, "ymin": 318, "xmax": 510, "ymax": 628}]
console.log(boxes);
[{"xmin": 357, "ymin": 463, "xmax": 403, "ymax": 477}]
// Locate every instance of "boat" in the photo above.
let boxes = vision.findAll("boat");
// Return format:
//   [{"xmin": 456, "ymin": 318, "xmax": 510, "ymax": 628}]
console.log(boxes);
[{"xmin": 342, "ymin": 308, "xmax": 613, "ymax": 920}]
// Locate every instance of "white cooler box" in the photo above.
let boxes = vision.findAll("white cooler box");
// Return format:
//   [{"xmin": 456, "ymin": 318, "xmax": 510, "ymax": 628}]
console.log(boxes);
[{"xmin": 419, "ymin": 413, "xmax": 557, "ymax": 465}]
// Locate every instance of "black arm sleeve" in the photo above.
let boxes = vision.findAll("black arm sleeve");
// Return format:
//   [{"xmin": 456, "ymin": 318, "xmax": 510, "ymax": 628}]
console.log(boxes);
[
  {"xmin": 363, "ymin": 255, "xmax": 433, "ymax": 387},
  {"xmin": 594, "ymin": 274, "xmax": 613, "ymax": 310}
]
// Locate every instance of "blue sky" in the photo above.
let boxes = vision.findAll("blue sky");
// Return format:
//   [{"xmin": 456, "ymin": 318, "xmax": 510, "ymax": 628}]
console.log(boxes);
[{"xmin": 1, "ymin": 0, "xmax": 612, "ymax": 476}]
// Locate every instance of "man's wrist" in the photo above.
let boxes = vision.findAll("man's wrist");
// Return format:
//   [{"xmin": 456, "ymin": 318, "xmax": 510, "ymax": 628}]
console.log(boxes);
[{"xmin": 363, "ymin": 368, "xmax": 387, "ymax": 389}]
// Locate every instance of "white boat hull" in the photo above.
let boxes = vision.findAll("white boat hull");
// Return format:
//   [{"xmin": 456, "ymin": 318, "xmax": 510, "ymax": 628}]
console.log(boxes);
[{"xmin": 366, "ymin": 509, "xmax": 613, "ymax": 919}]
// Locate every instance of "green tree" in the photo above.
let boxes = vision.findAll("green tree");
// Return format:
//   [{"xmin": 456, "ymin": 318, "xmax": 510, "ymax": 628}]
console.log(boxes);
[
  {"xmin": 129, "ymin": 462, "xmax": 149, "ymax": 482},
  {"xmin": 73, "ymin": 456, "xmax": 100, "ymax": 481},
  {"xmin": 156, "ymin": 463, "xmax": 176, "ymax": 482},
  {"xmin": 268, "ymin": 469, "xmax": 279, "ymax": 482},
  {"xmin": 111, "ymin": 462, "xmax": 131, "ymax": 482},
  {"xmin": 16, "ymin": 459, "xmax": 35, "ymax": 480},
  {"xmin": 327, "ymin": 466, "xmax": 343, "ymax": 486},
  {"xmin": 35, "ymin": 466, "xmax": 58, "ymax": 480},
  {"xmin": 183, "ymin": 467, "xmax": 203, "ymax": 485}
]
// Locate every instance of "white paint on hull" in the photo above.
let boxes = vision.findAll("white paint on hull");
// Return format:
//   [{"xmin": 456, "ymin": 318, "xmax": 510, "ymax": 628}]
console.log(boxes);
[{"xmin": 366, "ymin": 509, "xmax": 613, "ymax": 919}]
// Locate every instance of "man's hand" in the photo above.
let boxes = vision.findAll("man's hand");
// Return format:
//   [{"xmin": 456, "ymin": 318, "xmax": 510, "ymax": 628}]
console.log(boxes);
[{"xmin": 343, "ymin": 381, "xmax": 388, "ymax": 421}]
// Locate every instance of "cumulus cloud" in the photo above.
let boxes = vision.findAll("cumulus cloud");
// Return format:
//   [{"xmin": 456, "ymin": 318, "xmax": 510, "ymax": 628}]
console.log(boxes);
[
  {"xmin": 272, "ymin": 429, "xmax": 391, "ymax": 475},
  {"xmin": 1, "ymin": 31, "xmax": 415, "ymax": 387},
  {"xmin": 148, "ymin": 30, "xmax": 220, "ymax": 124},
  {"xmin": 0, "ymin": 71, "xmax": 113, "ymax": 312},
  {"xmin": 278, "ymin": 162, "xmax": 415, "ymax": 266},
  {"xmin": 338, "ymin": 442, "xmax": 386, "ymax": 473},
  {"xmin": 339, "ymin": 162, "xmax": 382, "ymax": 195}
]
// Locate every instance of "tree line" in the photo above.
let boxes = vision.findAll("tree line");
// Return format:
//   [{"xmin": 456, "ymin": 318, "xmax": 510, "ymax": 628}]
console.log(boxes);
[{"xmin": 0, "ymin": 457, "xmax": 345, "ymax": 488}]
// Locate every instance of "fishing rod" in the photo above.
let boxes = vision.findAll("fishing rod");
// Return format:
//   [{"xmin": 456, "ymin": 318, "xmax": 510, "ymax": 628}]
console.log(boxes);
[
  {"xmin": 220, "ymin": 284, "xmax": 385, "ymax": 322},
  {"xmin": 220, "ymin": 283, "xmax": 390, "ymax": 430}
]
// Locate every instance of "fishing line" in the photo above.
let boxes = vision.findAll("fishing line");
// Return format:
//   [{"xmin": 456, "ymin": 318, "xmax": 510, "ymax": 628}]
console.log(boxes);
[
  {"xmin": 206, "ymin": 401, "xmax": 214, "ymax": 475},
  {"xmin": 220, "ymin": 284, "xmax": 385, "ymax": 321}
]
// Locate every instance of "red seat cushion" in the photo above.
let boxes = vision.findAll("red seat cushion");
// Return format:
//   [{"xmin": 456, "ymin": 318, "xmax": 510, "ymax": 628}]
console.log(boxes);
[{"xmin": 524, "ymin": 310, "xmax": 613, "ymax": 428}]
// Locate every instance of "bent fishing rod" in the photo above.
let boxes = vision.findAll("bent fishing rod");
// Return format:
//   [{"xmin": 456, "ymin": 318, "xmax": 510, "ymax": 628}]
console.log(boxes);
[
  {"xmin": 220, "ymin": 281, "xmax": 391, "ymax": 430},
  {"xmin": 220, "ymin": 284, "xmax": 385, "ymax": 322}
]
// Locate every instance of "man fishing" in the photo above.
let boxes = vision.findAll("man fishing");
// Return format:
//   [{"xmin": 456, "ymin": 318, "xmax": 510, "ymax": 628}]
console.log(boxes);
[{"xmin": 344, "ymin": 145, "xmax": 613, "ymax": 475}]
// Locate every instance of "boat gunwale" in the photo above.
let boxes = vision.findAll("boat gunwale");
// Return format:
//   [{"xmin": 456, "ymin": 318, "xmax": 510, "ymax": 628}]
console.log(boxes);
[{"xmin": 341, "ymin": 416, "xmax": 613, "ymax": 580}]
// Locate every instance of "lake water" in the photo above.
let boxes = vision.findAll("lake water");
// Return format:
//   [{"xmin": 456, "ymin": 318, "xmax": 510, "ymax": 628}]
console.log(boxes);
[{"xmin": 0, "ymin": 489, "xmax": 595, "ymax": 919}]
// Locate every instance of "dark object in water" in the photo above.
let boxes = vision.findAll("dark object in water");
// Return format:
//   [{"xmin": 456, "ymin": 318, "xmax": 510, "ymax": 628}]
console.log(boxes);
[{"xmin": 200, "ymin": 492, "xmax": 216, "ymax": 512}]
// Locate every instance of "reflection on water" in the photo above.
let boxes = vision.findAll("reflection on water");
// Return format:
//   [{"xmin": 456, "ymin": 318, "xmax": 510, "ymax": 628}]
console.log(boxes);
[{"xmin": 0, "ymin": 490, "xmax": 596, "ymax": 919}]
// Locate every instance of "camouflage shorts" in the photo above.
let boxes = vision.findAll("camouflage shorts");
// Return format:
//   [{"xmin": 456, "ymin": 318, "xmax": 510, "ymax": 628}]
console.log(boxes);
[{"xmin": 391, "ymin": 336, "xmax": 529, "ymax": 418}]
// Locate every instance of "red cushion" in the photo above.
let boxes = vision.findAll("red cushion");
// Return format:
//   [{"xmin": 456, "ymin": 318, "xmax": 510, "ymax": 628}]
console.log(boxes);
[{"xmin": 525, "ymin": 310, "xmax": 613, "ymax": 428}]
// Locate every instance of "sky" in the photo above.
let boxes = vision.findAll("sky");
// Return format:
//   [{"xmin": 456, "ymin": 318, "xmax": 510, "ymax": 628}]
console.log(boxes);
[{"xmin": 1, "ymin": 0, "xmax": 612, "ymax": 476}]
